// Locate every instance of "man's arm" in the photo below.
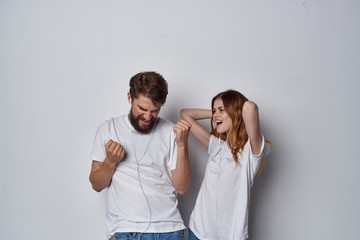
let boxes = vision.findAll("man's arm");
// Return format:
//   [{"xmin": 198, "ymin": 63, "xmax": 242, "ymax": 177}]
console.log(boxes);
[
  {"xmin": 89, "ymin": 140, "xmax": 125, "ymax": 192},
  {"xmin": 171, "ymin": 120, "xmax": 192, "ymax": 195}
]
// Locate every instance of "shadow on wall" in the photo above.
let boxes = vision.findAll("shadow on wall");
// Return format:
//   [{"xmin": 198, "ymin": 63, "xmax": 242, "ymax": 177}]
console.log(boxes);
[
  {"xmin": 248, "ymin": 141, "xmax": 282, "ymax": 239},
  {"xmin": 162, "ymin": 108, "xmax": 210, "ymax": 227},
  {"xmin": 178, "ymin": 135, "xmax": 208, "ymax": 227}
]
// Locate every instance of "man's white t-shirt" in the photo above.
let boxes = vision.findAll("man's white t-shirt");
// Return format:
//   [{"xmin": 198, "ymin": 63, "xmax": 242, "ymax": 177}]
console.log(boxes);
[
  {"xmin": 189, "ymin": 135, "xmax": 270, "ymax": 240},
  {"xmin": 91, "ymin": 115, "xmax": 185, "ymax": 239}
]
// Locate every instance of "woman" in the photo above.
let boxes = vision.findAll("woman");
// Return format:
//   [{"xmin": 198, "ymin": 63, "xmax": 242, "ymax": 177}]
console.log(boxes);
[{"xmin": 181, "ymin": 90, "xmax": 271, "ymax": 240}]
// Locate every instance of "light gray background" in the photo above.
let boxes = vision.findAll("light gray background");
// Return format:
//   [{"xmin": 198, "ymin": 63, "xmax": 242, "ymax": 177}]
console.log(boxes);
[{"xmin": 1, "ymin": 1, "xmax": 359, "ymax": 240}]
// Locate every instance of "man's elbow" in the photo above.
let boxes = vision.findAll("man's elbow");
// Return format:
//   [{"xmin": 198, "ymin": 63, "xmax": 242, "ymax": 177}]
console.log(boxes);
[
  {"xmin": 177, "ymin": 186, "xmax": 190, "ymax": 195},
  {"xmin": 92, "ymin": 185, "xmax": 103, "ymax": 193},
  {"xmin": 175, "ymin": 179, "xmax": 191, "ymax": 195},
  {"xmin": 89, "ymin": 176, "xmax": 105, "ymax": 192}
]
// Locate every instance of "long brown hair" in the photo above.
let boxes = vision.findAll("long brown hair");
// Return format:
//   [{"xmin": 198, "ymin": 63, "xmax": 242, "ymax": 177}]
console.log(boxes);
[
  {"xmin": 210, "ymin": 90, "xmax": 275, "ymax": 176},
  {"xmin": 210, "ymin": 90, "xmax": 249, "ymax": 164}
]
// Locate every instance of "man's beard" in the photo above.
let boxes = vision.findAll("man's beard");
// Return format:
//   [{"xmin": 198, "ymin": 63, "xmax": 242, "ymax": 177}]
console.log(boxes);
[{"xmin": 129, "ymin": 108, "xmax": 157, "ymax": 134}]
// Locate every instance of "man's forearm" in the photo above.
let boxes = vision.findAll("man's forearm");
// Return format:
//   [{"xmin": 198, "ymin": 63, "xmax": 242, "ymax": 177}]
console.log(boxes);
[
  {"xmin": 172, "ymin": 145, "xmax": 192, "ymax": 195},
  {"xmin": 89, "ymin": 160, "xmax": 117, "ymax": 192}
]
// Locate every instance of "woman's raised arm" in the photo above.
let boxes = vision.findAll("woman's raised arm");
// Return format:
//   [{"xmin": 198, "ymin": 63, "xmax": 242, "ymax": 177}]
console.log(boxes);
[
  {"xmin": 180, "ymin": 109, "xmax": 212, "ymax": 148},
  {"xmin": 242, "ymin": 101, "xmax": 263, "ymax": 155}
]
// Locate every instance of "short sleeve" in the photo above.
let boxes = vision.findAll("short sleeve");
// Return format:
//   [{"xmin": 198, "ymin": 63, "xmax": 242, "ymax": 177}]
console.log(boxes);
[
  {"xmin": 208, "ymin": 135, "xmax": 219, "ymax": 155},
  {"xmin": 168, "ymin": 131, "xmax": 178, "ymax": 172},
  {"xmin": 90, "ymin": 122, "xmax": 109, "ymax": 162},
  {"xmin": 248, "ymin": 135, "xmax": 270, "ymax": 175}
]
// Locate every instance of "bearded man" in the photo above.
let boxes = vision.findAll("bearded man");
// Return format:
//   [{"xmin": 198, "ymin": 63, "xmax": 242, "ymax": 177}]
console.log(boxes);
[{"xmin": 90, "ymin": 71, "xmax": 191, "ymax": 240}]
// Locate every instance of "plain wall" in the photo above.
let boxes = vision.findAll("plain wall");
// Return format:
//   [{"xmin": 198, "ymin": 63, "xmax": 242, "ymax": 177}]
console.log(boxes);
[{"xmin": 1, "ymin": 0, "xmax": 359, "ymax": 239}]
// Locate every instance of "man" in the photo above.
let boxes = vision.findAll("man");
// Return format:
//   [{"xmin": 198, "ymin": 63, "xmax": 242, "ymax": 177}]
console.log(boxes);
[{"xmin": 89, "ymin": 71, "xmax": 191, "ymax": 240}]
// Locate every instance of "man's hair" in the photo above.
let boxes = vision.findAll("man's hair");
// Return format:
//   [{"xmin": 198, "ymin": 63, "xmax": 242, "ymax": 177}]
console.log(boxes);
[{"xmin": 129, "ymin": 71, "xmax": 168, "ymax": 105}]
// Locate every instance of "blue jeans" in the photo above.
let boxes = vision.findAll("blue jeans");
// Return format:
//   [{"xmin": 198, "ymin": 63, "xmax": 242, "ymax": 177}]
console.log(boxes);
[
  {"xmin": 188, "ymin": 229, "xmax": 199, "ymax": 240},
  {"xmin": 109, "ymin": 230, "xmax": 185, "ymax": 240}
]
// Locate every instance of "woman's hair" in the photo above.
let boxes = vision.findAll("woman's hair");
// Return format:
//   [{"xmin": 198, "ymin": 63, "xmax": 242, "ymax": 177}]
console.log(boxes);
[
  {"xmin": 210, "ymin": 90, "xmax": 249, "ymax": 165},
  {"xmin": 210, "ymin": 89, "xmax": 275, "ymax": 176},
  {"xmin": 129, "ymin": 71, "xmax": 168, "ymax": 105}
]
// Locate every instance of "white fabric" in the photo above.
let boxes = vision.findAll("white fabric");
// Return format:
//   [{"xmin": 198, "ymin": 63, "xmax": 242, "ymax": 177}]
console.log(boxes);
[
  {"xmin": 91, "ymin": 115, "xmax": 185, "ymax": 239},
  {"xmin": 189, "ymin": 135, "xmax": 270, "ymax": 240}
]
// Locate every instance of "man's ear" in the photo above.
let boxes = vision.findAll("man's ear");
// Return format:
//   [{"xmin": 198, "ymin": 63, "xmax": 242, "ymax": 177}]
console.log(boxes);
[{"xmin": 127, "ymin": 92, "xmax": 132, "ymax": 104}]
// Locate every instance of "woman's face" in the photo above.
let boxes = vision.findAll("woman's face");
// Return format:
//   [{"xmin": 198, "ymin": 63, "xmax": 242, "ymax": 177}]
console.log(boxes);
[{"xmin": 212, "ymin": 98, "xmax": 232, "ymax": 134}]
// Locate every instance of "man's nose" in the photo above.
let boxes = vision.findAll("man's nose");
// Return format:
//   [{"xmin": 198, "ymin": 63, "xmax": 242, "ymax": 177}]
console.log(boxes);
[{"xmin": 143, "ymin": 111, "xmax": 152, "ymax": 120}]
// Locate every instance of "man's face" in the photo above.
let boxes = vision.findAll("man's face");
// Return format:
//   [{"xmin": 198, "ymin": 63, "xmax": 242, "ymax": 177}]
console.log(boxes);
[{"xmin": 128, "ymin": 93, "xmax": 162, "ymax": 133}]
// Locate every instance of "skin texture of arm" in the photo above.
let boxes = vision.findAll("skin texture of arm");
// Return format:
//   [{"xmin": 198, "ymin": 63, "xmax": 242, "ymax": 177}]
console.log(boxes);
[
  {"xmin": 180, "ymin": 109, "xmax": 212, "ymax": 148},
  {"xmin": 89, "ymin": 139, "xmax": 125, "ymax": 192},
  {"xmin": 242, "ymin": 101, "xmax": 263, "ymax": 155},
  {"xmin": 171, "ymin": 119, "xmax": 192, "ymax": 195}
]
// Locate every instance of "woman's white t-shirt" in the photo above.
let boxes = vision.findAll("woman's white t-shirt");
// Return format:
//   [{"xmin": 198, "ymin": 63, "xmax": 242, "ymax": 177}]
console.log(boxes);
[{"xmin": 189, "ymin": 135, "xmax": 270, "ymax": 240}]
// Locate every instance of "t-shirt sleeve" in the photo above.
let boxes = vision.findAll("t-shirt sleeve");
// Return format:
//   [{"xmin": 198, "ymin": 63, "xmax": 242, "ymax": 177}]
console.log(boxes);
[
  {"xmin": 208, "ymin": 135, "xmax": 217, "ymax": 155},
  {"xmin": 168, "ymin": 131, "xmax": 178, "ymax": 172},
  {"xmin": 248, "ymin": 135, "xmax": 270, "ymax": 175},
  {"xmin": 90, "ymin": 121, "xmax": 109, "ymax": 162}
]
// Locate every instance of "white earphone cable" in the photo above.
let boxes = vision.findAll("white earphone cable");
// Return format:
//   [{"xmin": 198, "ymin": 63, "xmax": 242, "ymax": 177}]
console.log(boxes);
[{"xmin": 110, "ymin": 118, "xmax": 154, "ymax": 236}]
